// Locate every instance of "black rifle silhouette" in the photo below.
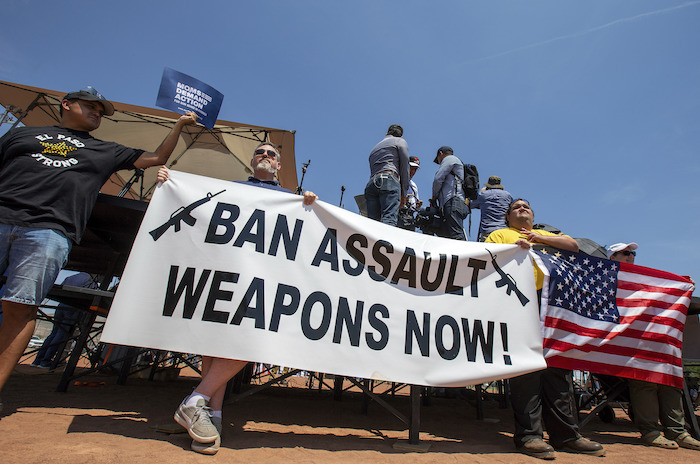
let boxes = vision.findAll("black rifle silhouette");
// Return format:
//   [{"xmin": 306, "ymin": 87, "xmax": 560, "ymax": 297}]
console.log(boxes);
[
  {"xmin": 149, "ymin": 190, "xmax": 226, "ymax": 241},
  {"xmin": 487, "ymin": 249, "xmax": 530, "ymax": 306}
]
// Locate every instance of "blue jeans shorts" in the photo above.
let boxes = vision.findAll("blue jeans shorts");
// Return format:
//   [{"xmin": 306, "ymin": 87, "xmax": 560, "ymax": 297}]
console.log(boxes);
[{"xmin": 0, "ymin": 224, "xmax": 72, "ymax": 306}]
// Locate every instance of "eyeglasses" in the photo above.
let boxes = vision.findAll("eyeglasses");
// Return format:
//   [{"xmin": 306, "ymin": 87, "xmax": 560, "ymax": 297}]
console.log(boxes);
[
  {"xmin": 616, "ymin": 250, "xmax": 636, "ymax": 256},
  {"xmin": 254, "ymin": 148, "xmax": 277, "ymax": 158}
]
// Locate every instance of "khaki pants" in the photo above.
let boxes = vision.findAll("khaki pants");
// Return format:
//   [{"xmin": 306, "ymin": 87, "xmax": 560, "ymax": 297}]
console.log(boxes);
[{"xmin": 628, "ymin": 378, "xmax": 685, "ymax": 439}]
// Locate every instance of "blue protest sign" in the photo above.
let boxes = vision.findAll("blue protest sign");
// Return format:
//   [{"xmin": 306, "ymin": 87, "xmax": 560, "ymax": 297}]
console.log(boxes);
[{"xmin": 156, "ymin": 67, "xmax": 224, "ymax": 129}]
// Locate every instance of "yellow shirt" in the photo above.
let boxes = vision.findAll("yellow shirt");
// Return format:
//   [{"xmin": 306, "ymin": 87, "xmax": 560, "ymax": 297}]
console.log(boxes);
[{"xmin": 485, "ymin": 227, "xmax": 571, "ymax": 289}]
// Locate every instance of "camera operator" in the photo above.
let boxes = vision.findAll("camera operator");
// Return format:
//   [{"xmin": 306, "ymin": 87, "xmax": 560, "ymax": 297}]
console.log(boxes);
[
  {"xmin": 431, "ymin": 146, "xmax": 468, "ymax": 240},
  {"xmin": 397, "ymin": 156, "xmax": 422, "ymax": 231}
]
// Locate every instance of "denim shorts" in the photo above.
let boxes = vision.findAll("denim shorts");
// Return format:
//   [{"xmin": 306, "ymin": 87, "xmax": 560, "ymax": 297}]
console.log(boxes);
[{"xmin": 0, "ymin": 224, "xmax": 72, "ymax": 305}]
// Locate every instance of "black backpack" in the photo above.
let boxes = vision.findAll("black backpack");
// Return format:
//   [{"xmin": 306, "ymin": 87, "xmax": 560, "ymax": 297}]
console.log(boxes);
[{"xmin": 452, "ymin": 163, "xmax": 479, "ymax": 200}]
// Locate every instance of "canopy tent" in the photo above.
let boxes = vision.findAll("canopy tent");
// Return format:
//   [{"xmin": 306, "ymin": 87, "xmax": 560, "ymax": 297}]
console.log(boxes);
[{"xmin": 0, "ymin": 80, "xmax": 298, "ymax": 199}]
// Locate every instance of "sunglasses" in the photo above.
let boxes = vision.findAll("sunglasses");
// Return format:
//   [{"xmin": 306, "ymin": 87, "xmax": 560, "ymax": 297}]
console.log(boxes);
[
  {"xmin": 254, "ymin": 148, "xmax": 277, "ymax": 158},
  {"xmin": 616, "ymin": 250, "xmax": 636, "ymax": 256},
  {"xmin": 82, "ymin": 86, "xmax": 105, "ymax": 100}
]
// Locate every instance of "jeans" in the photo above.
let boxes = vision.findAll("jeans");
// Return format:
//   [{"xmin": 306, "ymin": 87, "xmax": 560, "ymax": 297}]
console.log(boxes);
[
  {"xmin": 32, "ymin": 305, "xmax": 78, "ymax": 367},
  {"xmin": 364, "ymin": 174, "xmax": 401, "ymax": 226},
  {"xmin": 438, "ymin": 197, "xmax": 468, "ymax": 240},
  {"xmin": 0, "ymin": 224, "xmax": 72, "ymax": 305}
]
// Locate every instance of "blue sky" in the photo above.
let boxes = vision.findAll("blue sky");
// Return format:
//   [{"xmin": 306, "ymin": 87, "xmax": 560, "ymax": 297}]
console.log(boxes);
[{"xmin": 2, "ymin": 1, "xmax": 699, "ymax": 281}]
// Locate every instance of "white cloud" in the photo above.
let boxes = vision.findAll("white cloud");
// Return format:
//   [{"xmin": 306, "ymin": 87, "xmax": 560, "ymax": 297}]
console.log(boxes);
[{"xmin": 467, "ymin": 1, "xmax": 700, "ymax": 64}]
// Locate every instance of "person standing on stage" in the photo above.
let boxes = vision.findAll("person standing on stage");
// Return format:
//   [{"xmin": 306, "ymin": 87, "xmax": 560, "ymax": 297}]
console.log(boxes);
[
  {"xmin": 397, "ymin": 156, "xmax": 422, "ymax": 231},
  {"xmin": 431, "ymin": 146, "xmax": 468, "ymax": 240},
  {"xmin": 468, "ymin": 175, "xmax": 513, "ymax": 242},
  {"xmin": 364, "ymin": 124, "xmax": 410, "ymax": 226},
  {"xmin": 158, "ymin": 142, "xmax": 317, "ymax": 455},
  {"xmin": 0, "ymin": 87, "xmax": 198, "ymax": 407}
]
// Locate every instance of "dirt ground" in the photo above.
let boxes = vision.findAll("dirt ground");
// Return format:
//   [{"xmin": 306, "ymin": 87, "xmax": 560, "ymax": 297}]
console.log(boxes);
[{"xmin": 1, "ymin": 363, "xmax": 699, "ymax": 464}]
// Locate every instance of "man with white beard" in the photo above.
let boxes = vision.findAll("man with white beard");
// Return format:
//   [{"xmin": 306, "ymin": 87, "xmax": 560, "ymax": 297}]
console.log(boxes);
[{"xmin": 157, "ymin": 141, "xmax": 317, "ymax": 454}]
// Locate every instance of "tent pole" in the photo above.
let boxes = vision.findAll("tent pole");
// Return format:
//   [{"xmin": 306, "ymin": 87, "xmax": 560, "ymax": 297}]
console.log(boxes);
[
  {"xmin": 0, "ymin": 107, "xmax": 16, "ymax": 126},
  {"xmin": 9, "ymin": 94, "xmax": 42, "ymax": 129}
]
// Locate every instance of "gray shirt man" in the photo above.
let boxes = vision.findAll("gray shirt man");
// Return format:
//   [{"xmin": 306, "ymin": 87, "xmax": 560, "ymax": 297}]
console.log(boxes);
[
  {"xmin": 368, "ymin": 135, "xmax": 410, "ymax": 195},
  {"xmin": 432, "ymin": 153, "xmax": 464, "ymax": 207}
]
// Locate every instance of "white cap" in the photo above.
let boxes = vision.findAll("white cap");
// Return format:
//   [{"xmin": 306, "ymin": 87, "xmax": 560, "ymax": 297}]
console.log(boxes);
[{"xmin": 606, "ymin": 242, "xmax": 638, "ymax": 258}]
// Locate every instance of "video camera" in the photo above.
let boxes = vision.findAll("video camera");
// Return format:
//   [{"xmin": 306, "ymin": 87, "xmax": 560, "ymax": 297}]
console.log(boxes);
[{"xmin": 414, "ymin": 206, "xmax": 443, "ymax": 235}]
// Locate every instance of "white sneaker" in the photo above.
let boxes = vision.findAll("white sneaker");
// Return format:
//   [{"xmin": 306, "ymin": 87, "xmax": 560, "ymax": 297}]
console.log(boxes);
[
  {"xmin": 191, "ymin": 416, "xmax": 223, "ymax": 455},
  {"xmin": 174, "ymin": 398, "xmax": 219, "ymax": 443}
]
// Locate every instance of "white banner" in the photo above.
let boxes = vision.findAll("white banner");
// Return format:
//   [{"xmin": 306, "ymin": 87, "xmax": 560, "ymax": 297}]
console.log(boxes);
[{"xmin": 101, "ymin": 171, "xmax": 547, "ymax": 386}]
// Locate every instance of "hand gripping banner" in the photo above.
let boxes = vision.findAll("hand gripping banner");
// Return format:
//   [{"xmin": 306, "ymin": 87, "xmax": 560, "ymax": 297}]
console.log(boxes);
[{"xmin": 101, "ymin": 171, "xmax": 547, "ymax": 386}]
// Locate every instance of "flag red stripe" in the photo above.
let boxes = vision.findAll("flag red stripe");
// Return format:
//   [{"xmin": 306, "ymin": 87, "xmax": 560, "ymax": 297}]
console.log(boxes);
[
  {"xmin": 543, "ymin": 338, "xmax": 682, "ymax": 366},
  {"xmin": 619, "ymin": 262, "xmax": 694, "ymax": 283},
  {"xmin": 617, "ymin": 297, "xmax": 690, "ymax": 314},
  {"xmin": 544, "ymin": 356, "xmax": 684, "ymax": 388},
  {"xmin": 543, "ymin": 316, "xmax": 683, "ymax": 348},
  {"xmin": 617, "ymin": 280, "xmax": 691, "ymax": 297},
  {"xmin": 616, "ymin": 313, "xmax": 685, "ymax": 333}
]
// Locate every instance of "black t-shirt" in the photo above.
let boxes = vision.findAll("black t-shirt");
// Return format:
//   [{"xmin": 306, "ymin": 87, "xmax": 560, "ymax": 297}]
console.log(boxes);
[{"xmin": 0, "ymin": 126, "xmax": 144, "ymax": 243}]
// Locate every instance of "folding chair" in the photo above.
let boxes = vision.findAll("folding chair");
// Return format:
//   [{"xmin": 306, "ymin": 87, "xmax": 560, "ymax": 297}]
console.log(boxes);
[{"xmin": 577, "ymin": 372, "xmax": 631, "ymax": 427}]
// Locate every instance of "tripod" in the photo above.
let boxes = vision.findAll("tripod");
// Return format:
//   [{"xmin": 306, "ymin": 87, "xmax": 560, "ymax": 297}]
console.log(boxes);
[
  {"xmin": 295, "ymin": 160, "xmax": 311, "ymax": 194},
  {"xmin": 118, "ymin": 168, "xmax": 145, "ymax": 199}
]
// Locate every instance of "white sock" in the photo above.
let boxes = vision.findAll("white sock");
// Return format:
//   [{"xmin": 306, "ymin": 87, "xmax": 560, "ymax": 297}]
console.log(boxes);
[
  {"xmin": 185, "ymin": 392, "xmax": 211, "ymax": 407},
  {"xmin": 211, "ymin": 410, "xmax": 223, "ymax": 418}
]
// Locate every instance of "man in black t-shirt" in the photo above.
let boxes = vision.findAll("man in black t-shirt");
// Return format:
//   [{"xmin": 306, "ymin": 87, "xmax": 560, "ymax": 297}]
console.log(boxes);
[{"xmin": 0, "ymin": 87, "xmax": 197, "ymax": 400}]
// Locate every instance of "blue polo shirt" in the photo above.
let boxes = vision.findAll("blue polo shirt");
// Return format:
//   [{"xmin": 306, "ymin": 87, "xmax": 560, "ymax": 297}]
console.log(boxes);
[{"xmin": 470, "ymin": 188, "xmax": 514, "ymax": 238}]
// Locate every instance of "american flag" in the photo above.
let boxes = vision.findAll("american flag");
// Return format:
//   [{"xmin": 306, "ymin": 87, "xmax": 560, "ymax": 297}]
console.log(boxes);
[{"xmin": 531, "ymin": 247, "xmax": 694, "ymax": 388}]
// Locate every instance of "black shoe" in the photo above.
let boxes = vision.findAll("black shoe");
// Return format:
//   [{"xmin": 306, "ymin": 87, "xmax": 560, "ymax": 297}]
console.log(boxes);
[
  {"xmin": 517, "ymin": 437, "xmax": 556, "ymax": 460},
  {"xmin": 554, "ymin": 437, "xmax": 605, "ymax": 456}
]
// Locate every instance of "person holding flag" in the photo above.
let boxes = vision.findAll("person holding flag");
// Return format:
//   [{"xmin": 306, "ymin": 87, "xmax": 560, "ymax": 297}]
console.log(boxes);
[
  {"xmin": 486, "ymin": 199, "xmax": 605, "ymax": 460},
  {"xmin": 608, "ymin": 243, "xmax": 700, "ymax": 451}
]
